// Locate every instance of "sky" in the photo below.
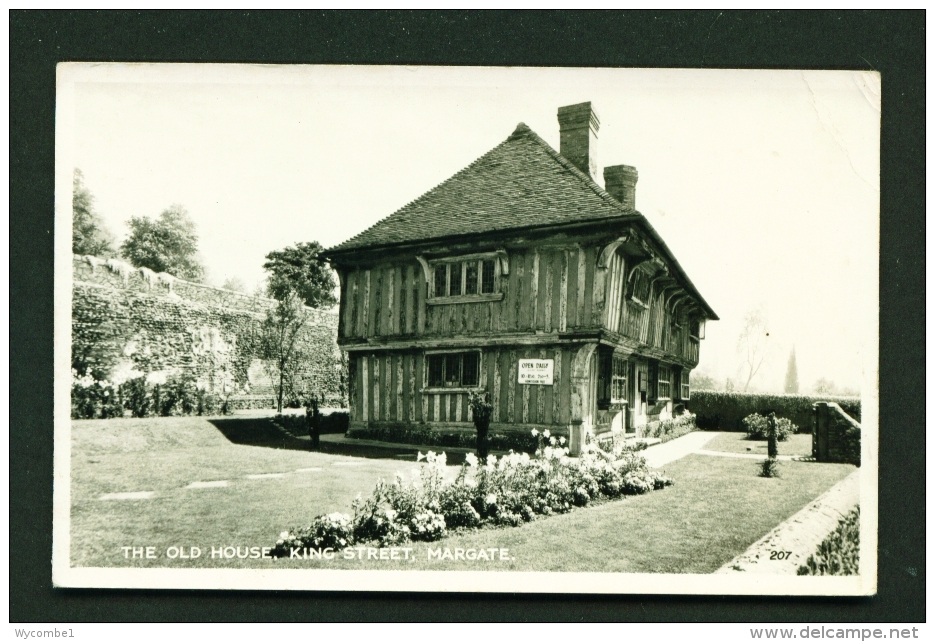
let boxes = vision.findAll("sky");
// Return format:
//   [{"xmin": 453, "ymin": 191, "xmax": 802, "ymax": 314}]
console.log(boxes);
[{"xmin": 61, "ymin": 65, "xmax": 880, "ymax": 395}]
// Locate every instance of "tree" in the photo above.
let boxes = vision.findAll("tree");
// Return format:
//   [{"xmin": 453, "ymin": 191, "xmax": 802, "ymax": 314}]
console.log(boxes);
[
  {"xmin": 260, "ymin": 291, "xmax": 309, "ymax": 413},
  {"xmin": 263, "ymin": 241, "xmax": 337, "ymax": 309},
  {"xmin": 784, "ymin": 346, "xmax": 800, "ymax": 394},
  {"xmin": 121, "ymin": 204, "xmax": 205, "ymax": 282},
  {"xmin": 221, "ymin": 276, "xmax": 246, "ymax": 293},
  {"xmin": 690, "ymin": 369, "xmax": 717, "ymax": 391},
  {"xmin": 72, "ymin": 169, "xmax": 116, "ymax": 257},
  {"xmin": 813, "ymin": 378, "xmax": 837, "ymax": 395},
  {"xmin": 737, "ymin": 309, "xmax": 771, "ymax": 392}
]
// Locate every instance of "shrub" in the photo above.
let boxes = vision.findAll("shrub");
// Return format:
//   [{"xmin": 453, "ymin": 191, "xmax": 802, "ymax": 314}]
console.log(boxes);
[
  {"xmin": 743, "ymin": 413, "xmax": 795, "ymax": 441},
  {"xmin": 689, "ymin": 391, "xmax": 860, "ymax": 432},
  {"xmin": 70, "ymin": 369, "xmax": 124, "ymax": 419},
  {"xmin": 759, "ymin": 458, "xmax": 781, "ymax": 478},
  {"xmin": 798, "ymin": 507, "xmax": 860, "ymax": 575},
  {"xmin": 271, "ymin": 513, "xmax": 354, "ymax": 557},
  {"xmin": 120, "ymin": 376, "xmax": 152, "ymax": 418},
  {"xmin": 641, "ymin": 412, "xmax": 697, "ymax": 443}
]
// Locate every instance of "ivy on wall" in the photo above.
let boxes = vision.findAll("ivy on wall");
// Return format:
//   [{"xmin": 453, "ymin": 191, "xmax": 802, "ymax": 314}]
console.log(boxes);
[{"xmin": 72, "ymin": 255, "xmax": 347, "ymax": 408}]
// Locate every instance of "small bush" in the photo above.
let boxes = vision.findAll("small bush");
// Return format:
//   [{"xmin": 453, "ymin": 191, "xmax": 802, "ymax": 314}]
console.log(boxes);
[
  {"xmin": 120, "ymin": 376, "xmax": 152, "ymax": 418},
  {"xmin": 271, "ymin": 513, "xmax": 355, "ymax": 557},
  {"xmin": 743, "ymin": 413, "xmax": 795, "ymax": 441},
  {"xmin": 759, "ymin": 458, "xmax": 781, "ymax": 478},
  {"xmin": 798, "ymin": 507, "xmax": 860, "ymax": 575}
]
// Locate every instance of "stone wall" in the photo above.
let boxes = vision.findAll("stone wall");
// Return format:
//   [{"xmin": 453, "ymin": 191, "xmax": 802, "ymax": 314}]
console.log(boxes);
[
  {"xmin": 813, "ymin": 402, "xmax": 861, "ymax": 466},
  {"xmin": 72, "ymin": 255, "xmax": 346, "ymax": 407}
]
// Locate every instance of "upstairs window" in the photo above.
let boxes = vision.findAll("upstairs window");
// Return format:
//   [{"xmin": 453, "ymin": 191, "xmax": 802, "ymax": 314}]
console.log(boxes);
[
  {"xmin": 630, "ymin": 269, "xmax": 652, "ymax": 306},
  {"xmin": 426, "ymin": 351, "xmax": 480, "ymax": 389},
  {"xmin": 429, "ymin": 255, "xmax": 501, "ymax": 301}
]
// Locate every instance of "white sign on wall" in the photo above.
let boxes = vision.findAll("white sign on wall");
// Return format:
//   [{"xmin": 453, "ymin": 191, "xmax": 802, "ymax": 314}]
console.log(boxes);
[{"xmin": 517, "ymin": 358, "xmax": 554, "ymax": 385}]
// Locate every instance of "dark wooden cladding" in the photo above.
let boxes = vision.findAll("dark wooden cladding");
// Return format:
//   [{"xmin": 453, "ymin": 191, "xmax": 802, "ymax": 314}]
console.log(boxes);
[
  {"xmin": 349, "ymin": 346, "xmax": 573, "ymax": 428},
  {"xmin": 339, "ymin": 245, "xmax": 700, "ymax": 365}
]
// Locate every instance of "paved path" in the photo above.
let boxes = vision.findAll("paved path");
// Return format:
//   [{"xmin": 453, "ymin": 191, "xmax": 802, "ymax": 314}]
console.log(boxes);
[
  {"xmin": 695, "ymin": 449, "xmax": 805, "ymax": 462},
  {"xmin": 715, "ymin": 470, "xmax": 860, "ymax": 574},
  {"xmin": 641, "ymin": 431, "xmax": 722, "ymax": 468}
]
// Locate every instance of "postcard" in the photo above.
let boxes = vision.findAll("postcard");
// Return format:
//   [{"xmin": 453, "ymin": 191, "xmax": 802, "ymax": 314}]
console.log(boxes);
[{"xmin": 53, "ymin": 63, "xmax": 879, "ymax": 594}]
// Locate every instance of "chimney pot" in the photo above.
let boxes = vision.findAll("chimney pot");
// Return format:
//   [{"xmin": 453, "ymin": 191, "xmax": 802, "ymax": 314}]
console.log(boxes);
[
  {"xmin": 603, "ymin": 164, "xmax": 638, "ymax": 209},
  {"xmin": 557, "ymin": 102, "xmax": 600, "ymax": 182}
]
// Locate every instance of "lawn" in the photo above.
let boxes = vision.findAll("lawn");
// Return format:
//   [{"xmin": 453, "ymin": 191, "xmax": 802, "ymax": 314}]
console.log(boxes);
[
  {"xmin": 702, "ymin": 431, "xmax": 814, "ymax": 458},
  {"xmin": 70, "ymin": 416, "xmax": 853, "ymax": 573}
]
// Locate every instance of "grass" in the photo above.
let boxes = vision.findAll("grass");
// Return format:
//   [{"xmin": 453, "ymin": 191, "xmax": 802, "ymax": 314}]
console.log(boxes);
[
  {"xmin": 702, "ymin": 432, "xmax": 813, "ymax": 457},
  {"xmin": 70, "ymin": 416, "xmax": 853, "ymax": 573}
]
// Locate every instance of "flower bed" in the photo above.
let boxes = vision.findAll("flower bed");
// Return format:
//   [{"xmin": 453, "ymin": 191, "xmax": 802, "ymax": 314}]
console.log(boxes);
[
  {"xmin": 271, "ymin": 432, "xmax": 672, "ymax": 556},
  {"xmin": 347, "ymin": 424, "xmax": 538, "ymax": 454},
  {"xmin": 71, "ymin": 369, "xmax": 232, "ymax": 419},
  {"xmin": 640, "ymin": 412, "xmax": 697, "ymax": 444}
]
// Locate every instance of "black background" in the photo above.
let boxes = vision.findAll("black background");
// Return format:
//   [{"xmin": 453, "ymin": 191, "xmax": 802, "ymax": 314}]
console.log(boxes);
[{"xmin": 10, "ymin": 10, "xmax": 925, "ymax": 622}]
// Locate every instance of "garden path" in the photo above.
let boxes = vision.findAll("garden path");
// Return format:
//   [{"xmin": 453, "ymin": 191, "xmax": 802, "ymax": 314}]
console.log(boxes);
[
  {"xmin": 714, "ymin": 469, "xmax": 861, "ymax": 574},
  {"xmin": 641, "ymin": 431, "xmax": 722, "ymax": 468},
  {"xmin": 695, "ymin": 450, "xmax": 804, "ymax": 462}
]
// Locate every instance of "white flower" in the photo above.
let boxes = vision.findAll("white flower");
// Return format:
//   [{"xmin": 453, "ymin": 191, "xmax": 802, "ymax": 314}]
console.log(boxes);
[
  {"xmin": 485, "ymin": 493, "xmax": 498, "ymax": 505},
  {"xmin": 531, "ymin": 429, "xmax": 539, "ymax": 436},
  {"xmin": 465, "ymin": 452, "xmax": 478, "ymax": 468},
  {"xmin": 417, "ymin": 452, "xmax": 426, "ymax": 462},
  {"xmin": 543, "ymin": 429, "xmax": 551, "ymax": 438},
  {"xmin": 549, "ymin": 437, "xmax": 556, "ymax": 446},
  {"xmin": 559, "ymin": 437, "xmax": 566, "ymax": 445}
]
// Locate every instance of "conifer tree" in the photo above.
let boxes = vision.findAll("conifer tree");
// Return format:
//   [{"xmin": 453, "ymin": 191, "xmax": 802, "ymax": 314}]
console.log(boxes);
[{"xmin": 784, "ymin": 346, "xmax": 799, "ymax": 394}]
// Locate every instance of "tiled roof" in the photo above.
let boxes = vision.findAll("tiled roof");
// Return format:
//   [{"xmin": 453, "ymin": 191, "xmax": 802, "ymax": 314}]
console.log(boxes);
[
  {"xmin": 326, "ymin": 123, "xmax": 635, "ymax": 253},
  {"xmin": 325, "ymin": 122, "xmax": 718, "ymax": 320}
]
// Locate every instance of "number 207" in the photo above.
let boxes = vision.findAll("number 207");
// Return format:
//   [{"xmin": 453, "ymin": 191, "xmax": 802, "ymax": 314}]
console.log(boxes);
[{"xmin": 770, "ymin": 551, "xmax": 793, "ymax": 560}]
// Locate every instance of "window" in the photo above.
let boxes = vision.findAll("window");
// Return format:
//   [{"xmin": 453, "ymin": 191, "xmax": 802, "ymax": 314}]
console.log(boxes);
[
  {"xmin": 690, "ymin": 318, "xmax": 705, "ymax": 340},
  {"xmin": 465, "ymin": 262, "xmax": 478, "ymax": 294},
  {"xmin": 596, "ymin": 348, "xmax": 613, "ymax": 410},
  {"xmin": 429, "ymin": 256, "xmax": 500, "ymax": 300},
  {"xmin": 612, "ymin": 356, "xmax": 628, "ymax": 402},
  {"xmin": 481, "ymin": 260, "xmax": 495, "ymax": 294},
  {"xmin": 631, "ymin": 270, "xmax": 652, "ymax": 306},
  {"xmin": 426, "ymin": 352, "xmax": 480, "ymax": 388},
  {"xmin": 434, "ymin": 265, "xmax": 447, "ymax": 298},
  {"xmin": 657, "ymin": 365, "xmax": 672, "ymax": 400},
  {"xmin": 680, "ymin": 369, "xmax": 690, "ymax": 400}
]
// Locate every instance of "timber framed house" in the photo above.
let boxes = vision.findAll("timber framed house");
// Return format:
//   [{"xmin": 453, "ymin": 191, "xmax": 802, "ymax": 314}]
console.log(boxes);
[{"xmin": 321, "ymin": 102, "xmax": 718, "ymax": 454}]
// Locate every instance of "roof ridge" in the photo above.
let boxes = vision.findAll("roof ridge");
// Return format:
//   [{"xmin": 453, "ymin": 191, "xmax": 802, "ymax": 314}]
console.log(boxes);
[{"xmin": 511, "ymin": 124, "xmax": 636, "ymax": 215}]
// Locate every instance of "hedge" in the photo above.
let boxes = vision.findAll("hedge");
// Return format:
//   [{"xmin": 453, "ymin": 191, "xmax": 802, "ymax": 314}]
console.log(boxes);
[
  {"xmin": 688, "ymin": 391, "xmax": 860, "ymax": 433},
  {"xmin": 273, "ymin": 410, "xmax": 349, "ymax": 437}
]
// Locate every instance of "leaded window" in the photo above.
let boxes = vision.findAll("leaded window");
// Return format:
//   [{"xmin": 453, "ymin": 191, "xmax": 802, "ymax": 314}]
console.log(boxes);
[{"xmin": 427, "ymin": 352, "xmax": 480, "ymax": 388}]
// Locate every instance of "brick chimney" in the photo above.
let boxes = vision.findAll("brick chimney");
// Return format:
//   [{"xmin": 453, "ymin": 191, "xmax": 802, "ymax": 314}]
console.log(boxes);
[
  {"xmin": 603, "ymin": 164, "xmax": 638, "ymax": 210},
  {"xmin": 557, "ymin": 102, "xmax": 600, "ymax": 182}
]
